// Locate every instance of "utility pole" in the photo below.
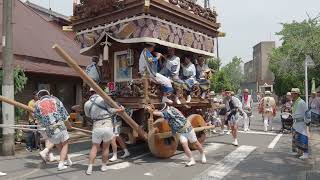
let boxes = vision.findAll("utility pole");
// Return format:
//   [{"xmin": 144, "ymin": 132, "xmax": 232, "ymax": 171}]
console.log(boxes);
[{"xmin": 1, "ymin": 0, "xmax": 15, "ymax": 156}]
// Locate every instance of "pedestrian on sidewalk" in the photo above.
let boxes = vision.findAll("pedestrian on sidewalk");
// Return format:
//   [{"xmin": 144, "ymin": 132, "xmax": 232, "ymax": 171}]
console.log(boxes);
[
  {"xmin": 149, "ymin": 103, "xmax": 206, "ymax": 167},
  {"xmin": 25, "ymin": 91, "xmax": 38, "ymax": 152},
  {"xmin": 290, "ymin": 88, "xmax": 311, "ymax": 159},
  {"xmin": 84, "ymin": 88, "xmax": 125, "ymax": 175},
  {"xmin": 309, "ymin": 90, "xmax": 320, "ymax": 125}
]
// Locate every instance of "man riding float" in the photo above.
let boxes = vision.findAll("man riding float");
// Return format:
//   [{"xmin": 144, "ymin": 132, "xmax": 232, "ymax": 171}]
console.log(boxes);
[
  {"xmin": 139, "ymin": 43, "xmax": 174, "ymax": 104},
  {"xmin": 196, "ymin": 56, "xmax": 211, "ymax": 99},
  {"xmin": 160, "ymin": 47, "xmax": 182, "ymax": 104},
  {"xmin": 259, "ymin": 91, "xmax": 276, "ymax": 132},
  {"xmin": 34, "ymin": 90, "xmax": 73, "ymax": 171},
  {"xmin": 149, "ymin": 103, "xmax": 206, "ymax": 167},
  {"xmin": 84, "ymin": 88, "xmax": 125, "ymax": 175}
]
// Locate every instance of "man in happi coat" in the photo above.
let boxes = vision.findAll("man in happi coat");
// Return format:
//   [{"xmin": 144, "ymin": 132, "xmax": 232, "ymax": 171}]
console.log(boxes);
[
  {"xmin": 259, "ymin": 91, "xmax": 276, "ymax": 132},
  {"xmin": 150, "ymin": 103, "xmax": 206, "ymax": 167},
  {"xmin": 84, "ymin": 88, "xmax": 125, "ymax": 175},
  {"xmin": 35, "ymin": 90, "xmax": 73, "ymax": 171},
  {"xmin": 160, "ymin": 47, "xmax": 182, "ymax": 104},
  {"xmin": 139, "ymin": 43, "xmax": 174, "ymax": 103}
]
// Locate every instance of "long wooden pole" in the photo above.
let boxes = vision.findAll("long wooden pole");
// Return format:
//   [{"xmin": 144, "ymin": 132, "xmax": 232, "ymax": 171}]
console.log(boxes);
[
  {"xmin": 0, "ymin": 95, "xmax": 93, "ymax": 134},
  {"xmin": 52, "ymin": 44, "xmax": 147, "ymax": 140},
  {"xmin": 0, "ymin": 95, "xmax": 33, "ymax": 112}
]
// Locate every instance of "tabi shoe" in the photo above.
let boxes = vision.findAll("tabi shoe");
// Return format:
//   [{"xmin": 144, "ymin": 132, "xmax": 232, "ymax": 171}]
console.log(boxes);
[
  {"xmin": 109, "ymin": 155, "xmax": 117, "ymax": 162},
  {"xmin": 101, "ymin": 164, "xmax": 108, "ymax": 172},
  {"xmin": 201, "ymin": 153, "xmax": 207, "ymax": 164},
  {"xmin": 39, "ymin": 150, "xmax": 48, "ymax": 162},
  {"xmin": 299, "ymin": 153, "xmax": 309, "ymax": 159},
  {"xmin": 219, "ymin": 130, "xmax": 225, "ymax": 135},
  {"xmin": 58, "ymin": 162, "xmax": 68, "ymax": 171},
  {"xmin": 186, "ymin": 158, "xmax": 196, "ymax": 167},
  {"xmin": 66, "ymin": 158, "xmax": 73, "ymax": 166},
  {"xmin": 211, "ymin": 129, "xmax": 217, "ymax": 133},
  {"xmin": 175, "ymin": 97, "xmax": 181, "ymax": 105},
  {"xmin": 186, "ymin": 95, "xmax": 192, "ymax": 103},
  {"xmin": 226, "ymin": 130, "xmax": 231, "ymax": 135},
  {"xmin": 0, "ymin": 172, "xmax": 7, "ymax": 176},
  {"xmin": 232, "ymin": 139, "xmax": 239, "ymax": 146},
  {"xmin": 201, "ymin": 92, "xmax": 206, "ymax": 99},
  {"xmin": 86, "ymin": 165, "xmax": 93, "ymax": 175},
  {"xmin": 48, "ymin": 153, "xmax": 57, "ymax": 162},
  {"xmin": 162, "ymin": 96, "xmax": 173, "ymax": 104},
  {"xmin": 120, "ymin": 151, "xmax": 130, "ymax": 159}
]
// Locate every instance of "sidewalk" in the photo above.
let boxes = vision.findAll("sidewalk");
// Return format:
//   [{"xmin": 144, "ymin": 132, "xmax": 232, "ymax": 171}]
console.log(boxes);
[
  {"xmin": 14, "ymin": 130, "xmax": 90, "ymax": 153},
  {"xmin": 306, "ymin": 126, "xmax": 320, "ymax": 179}
]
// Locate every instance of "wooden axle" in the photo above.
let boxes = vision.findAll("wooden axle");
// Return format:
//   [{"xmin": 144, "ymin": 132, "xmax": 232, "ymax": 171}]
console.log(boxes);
[
  {"xmin": 155, "ymin": 125, "xmax": 214, "ymax": 139},
  {"xmin": 52, "ymin": 44, "xmax": 147, "ymax": 140}
]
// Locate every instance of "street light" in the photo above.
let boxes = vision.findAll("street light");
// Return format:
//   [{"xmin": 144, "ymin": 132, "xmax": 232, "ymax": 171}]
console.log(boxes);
[{"xmin": 304, "ymin": 55, "xmax": 315, "ymax": 106}]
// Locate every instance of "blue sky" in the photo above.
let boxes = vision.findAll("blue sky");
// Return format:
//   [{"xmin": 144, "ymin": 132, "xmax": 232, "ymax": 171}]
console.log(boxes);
[{"xmin": 24, "ymin": 0, "xmax": 320, "ymax": 65}]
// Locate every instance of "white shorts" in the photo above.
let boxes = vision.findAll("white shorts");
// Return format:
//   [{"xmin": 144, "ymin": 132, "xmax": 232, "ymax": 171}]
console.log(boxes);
[
  {"xmin": 49, "ymin": 130, "xmax": 69, "ymax": 145},
  {"xmin": 179, "ymin": 129, "xmax": 197, "ymax": 144},
  {"xmin": 92, "ymin": 127, "xmax": 114, "ymax": 144}
]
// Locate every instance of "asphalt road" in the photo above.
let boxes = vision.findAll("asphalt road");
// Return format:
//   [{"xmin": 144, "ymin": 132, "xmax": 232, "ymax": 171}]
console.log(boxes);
[{"xmin": 0, "ymin": 106, "xmax": 318, "ymax": 180}]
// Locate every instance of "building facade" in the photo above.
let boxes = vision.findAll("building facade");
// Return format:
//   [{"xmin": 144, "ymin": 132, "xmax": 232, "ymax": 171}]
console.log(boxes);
[
  {"xmin": 0, "ymin": 0, "xmax": 90, "ymax": 115},
  {"xmin": 242, "ymin": 41, "xmax": 275, "ymax": 95}
]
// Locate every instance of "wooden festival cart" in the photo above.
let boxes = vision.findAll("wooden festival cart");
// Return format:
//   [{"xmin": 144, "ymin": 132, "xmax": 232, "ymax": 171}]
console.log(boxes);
[{"xmin": 71, "ymin": 0, "xmax": 220, "ymax": 158}]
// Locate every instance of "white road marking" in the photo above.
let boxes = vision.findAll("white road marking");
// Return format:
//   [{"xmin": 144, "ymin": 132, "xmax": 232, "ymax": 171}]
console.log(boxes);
[
  {"xmin": 144, "ymin": 172, "xmax": 154, "ymax": 176},
  {"xmin": 268, "ymin": 134, "xmax": 283, "ymax": 149},
  {"xmin": 238, "ymin": 130, "xmax": 278, "ymax": 136},
  {"xmin": 179, "ymin": 143, "xmax": 225, "ymax": 161},
  {"xmin": 193, "ymin": 145, "xmax": 256, "ymax": 180},
  {"xmin": 106, "ymin": 162, "xmax": 131, "ymax": 170},
  {"xmin": 144, "ymin": 143, "xmax": 225, "ymax": 176}
]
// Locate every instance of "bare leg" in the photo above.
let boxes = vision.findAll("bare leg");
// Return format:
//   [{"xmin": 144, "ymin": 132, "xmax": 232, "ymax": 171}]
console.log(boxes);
[
  {"xmin": 109, "ymin": 136, "xmax": 117, "ymax": 162},
  {"xmin": 193, "ymin": 141, "xmax": 204, "ymax": 154},
  {"xmin": 56, "ymin": 141, "xmax": 69, "ymax": 171},
  {"xmin": 231, "ymin": 125, "xmax": 238, "ymax": 146},
  {"xmin": 56, "ymin": 141, "xmax": 69, "ymax": 162},
  {"xmin": 88, "ymin": 143, "xmax": 100, "ymax": 165},
  {"xmin": 180, "ymin": 141, "xmax": 195, "ymax": 166},
  {"xmin": 192, "ymin": 141, "xmax": 206, "ymax": 163},
  {"xmin": 117, "ymin": 136, "xmax": 130, "ymax": 158},
  {"xmin": 101, "ymin": 141, "xmax": 111, "ymax": 172},
  {"xmin": 86, "ymin": 143, "xmax": 100, "ymax": 175}
]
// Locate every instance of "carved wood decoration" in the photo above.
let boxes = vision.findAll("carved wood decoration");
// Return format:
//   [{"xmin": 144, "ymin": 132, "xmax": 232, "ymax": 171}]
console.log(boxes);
[
  {"xmin": 73, "ymin": 0, "xmax": 126, "ymax": 20},
  {"xmin": 73, "ymin": 0, "xmax": 217, "ymax": 23}
]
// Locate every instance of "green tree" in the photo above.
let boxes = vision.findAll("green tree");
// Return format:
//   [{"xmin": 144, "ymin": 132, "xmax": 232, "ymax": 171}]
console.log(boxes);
[
  {"xmin": 0, "ymin": 67, "xmax": 28, "ymax": 94},
  {"xmin": 207, "ymin": 57, "xmax": 221, "ymax": 71},
  {"xmin": 211, "ymin": 56, "xmax": 244, "ymax": 92},
  {"xmin": 0, "ymin": 67, "xmax": 28, "ymax": 123},
  {"xmin": 269, "ymin": 16, "xmax": 320, "ymax": 96}
]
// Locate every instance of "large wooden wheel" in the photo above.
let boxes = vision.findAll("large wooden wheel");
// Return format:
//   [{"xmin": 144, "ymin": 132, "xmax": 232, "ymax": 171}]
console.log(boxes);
[
  {"xmin": 187, "ymin": 114, "xmax": 207, "ymax": 149},
  {"xmin": 148, "ymin": 118, "xmax": 179, "ymax": 158}
]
